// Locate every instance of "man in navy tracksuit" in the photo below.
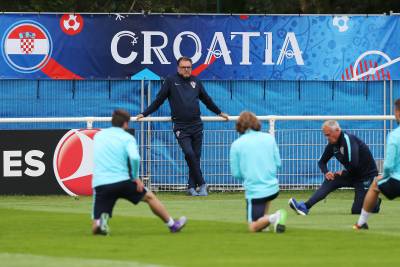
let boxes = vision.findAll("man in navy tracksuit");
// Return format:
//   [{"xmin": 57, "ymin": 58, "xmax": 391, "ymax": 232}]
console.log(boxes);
[
  {"xmin": 289, "ymin": 120, "xmax": 381, "ymax": 215},
  {"xmin": 137, "ymin": 56, "xmax": 228, "ymax": 196}
]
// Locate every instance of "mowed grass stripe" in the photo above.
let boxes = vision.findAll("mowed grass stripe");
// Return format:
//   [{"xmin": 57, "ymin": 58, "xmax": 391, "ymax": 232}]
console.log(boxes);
[
  {"xmin": 0, "ymin": 192, "xmax": 399, "ymax": 267},
  {"xmin": 0, "ymin": 253, "xmax": 167, "ymax": 267},
  {"xmin": 0, "ymin": 192, "xmax": 399, "ymax": 229},
  {"xmin": 0, "ymin": 208, "xmax": 398, "ymax": 267}
]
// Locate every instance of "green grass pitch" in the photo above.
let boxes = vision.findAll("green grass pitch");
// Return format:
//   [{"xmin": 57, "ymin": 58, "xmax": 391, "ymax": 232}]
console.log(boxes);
[{"xmin": 0, "ymin": 191, "xmax": 399, "ymax": 267}]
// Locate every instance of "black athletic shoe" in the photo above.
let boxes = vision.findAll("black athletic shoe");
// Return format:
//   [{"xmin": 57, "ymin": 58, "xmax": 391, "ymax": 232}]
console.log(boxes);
[{"xmin": 353, "ymin": 223, "xmax": 369, "ymax": 230}]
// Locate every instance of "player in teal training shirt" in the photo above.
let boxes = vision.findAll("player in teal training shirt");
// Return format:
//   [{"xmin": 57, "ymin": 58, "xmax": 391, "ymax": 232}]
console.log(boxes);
[
  {"xmin": 91, "ymin": 109, "xmax": 186, "ymax": 235},
  {"xmin": 230, "ymin": 111, "xmax": 287, "ymax": 233},
  {"xmin": 354, "ymin": 99, "xmax": 400, "ymax": 230}
]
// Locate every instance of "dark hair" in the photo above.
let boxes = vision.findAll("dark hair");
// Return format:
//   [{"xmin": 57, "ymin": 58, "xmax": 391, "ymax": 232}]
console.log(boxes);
[
  {"xmin": 177, "ymin": 56, "xmax": 192, "ymax": 66},
  {"xmin": 111, "ymin": 109, "xmax": 131, "ymax": 127},
  {"xmin": 395, "ymin": 98, "xmax": 400, "ymax": 111},
  {"xmin": 236, "ymin": 111, "xmax": 261, "ymax": 134}
]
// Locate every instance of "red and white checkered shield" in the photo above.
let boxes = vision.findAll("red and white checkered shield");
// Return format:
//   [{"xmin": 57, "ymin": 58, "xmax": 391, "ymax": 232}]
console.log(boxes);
[{"xmin": 20, "ymin": 38, "xmax": 35, "ymax": 54}]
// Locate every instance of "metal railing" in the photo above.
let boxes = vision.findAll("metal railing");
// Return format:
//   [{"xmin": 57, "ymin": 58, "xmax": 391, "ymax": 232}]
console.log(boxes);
[{"xmin": 0, "ymin": 115, "xmax": 396, "ymax": 191}]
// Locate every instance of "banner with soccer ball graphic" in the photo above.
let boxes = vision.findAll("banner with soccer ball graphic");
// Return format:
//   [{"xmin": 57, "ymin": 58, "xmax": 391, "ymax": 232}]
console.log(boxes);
[{"xmin": 1, "ymin": 13, "xmax": 400, "ymax": 80}]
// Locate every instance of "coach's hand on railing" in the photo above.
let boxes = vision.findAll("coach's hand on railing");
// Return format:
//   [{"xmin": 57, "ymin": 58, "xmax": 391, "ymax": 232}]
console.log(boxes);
[
  {"xmin": 219, "ymin": 112, "xmax": 229, "ymax": 121},
  {"xmin": 325, "ymin": 172, "xmax": 335, "ymax": 180},
  {"xmin": 136, "ymin": 114, "xmax": 144, "ymax": 121}
]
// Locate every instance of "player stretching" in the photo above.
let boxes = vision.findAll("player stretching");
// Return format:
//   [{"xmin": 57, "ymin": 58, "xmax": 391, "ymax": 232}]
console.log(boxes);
[
  {"xmin": 92, "ymin": 109, "xmax": 186, "ymax": 235},
  {"xmin": 354, "ymin": 99, "xmax": 400, "ymax": 230},
  {"xmin": 230, "ymin": 111, "xmax": 287, "ymax": 233}
]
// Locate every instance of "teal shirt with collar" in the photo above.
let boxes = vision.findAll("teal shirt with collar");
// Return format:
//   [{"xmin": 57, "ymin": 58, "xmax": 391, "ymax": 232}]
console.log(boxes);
[
  {"xmin": 92, "ymin": 127, "xmax": 140, "ymax": 188},
  {"xmin": 230, "ymin": 130, "xmax": 281, "ymax": 199}
]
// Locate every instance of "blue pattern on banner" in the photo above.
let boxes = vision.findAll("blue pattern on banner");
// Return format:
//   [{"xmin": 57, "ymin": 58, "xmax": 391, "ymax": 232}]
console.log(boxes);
[{"xmin": 0, "ymin": 14, "xmax": 400, "ymax": 80}]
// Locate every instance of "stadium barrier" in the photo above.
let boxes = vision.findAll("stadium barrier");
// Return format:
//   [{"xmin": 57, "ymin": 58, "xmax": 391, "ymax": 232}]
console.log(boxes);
[{"xmin": 0, "ymin": 115, "xmax": 395, "ymax": 194}]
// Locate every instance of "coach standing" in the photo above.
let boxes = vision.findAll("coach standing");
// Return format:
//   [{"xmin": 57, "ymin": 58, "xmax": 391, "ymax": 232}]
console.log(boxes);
[{"xmin": 136, "ymin": 56, "xmax": 229, "ymax": 196}]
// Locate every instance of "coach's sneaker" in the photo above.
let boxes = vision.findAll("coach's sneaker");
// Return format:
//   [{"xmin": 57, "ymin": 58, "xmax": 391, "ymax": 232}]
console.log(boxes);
[
  {"xmin": 353, "ymin": 223, "xmax": 369, "ymax": 230},
  {"xmin": 187, "ymin": 188, "xmax": 199, "ymax": 196},
  {"xmin": 273, "ymin": 209, "xmax": 287, "ymax": 233},
  {"xmin": 169, "ymin": 216, "xmax": 187, "ymax": 233},
  {"xmin": 198, "ymin": 184, "xmax": 208, "ymax": 196},
  {"xmin": 288, "ymin": 198, "xmax": 309, "ymax": 215},
  {"xmin": 93, "ymin": 213, "xmax": 110, "ymax": 235}
]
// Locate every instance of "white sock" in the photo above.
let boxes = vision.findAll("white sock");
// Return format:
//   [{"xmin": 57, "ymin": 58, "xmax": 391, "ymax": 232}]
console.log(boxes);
[
  {"xmin": 95, "ymin": 219, "xmax": 101, "ymax": 226},
  {"xmin": 268, "ymin": 212, "xmax": 279, "ymax": 224},
  {"xmin": 357, "ymin": 209, "xmax": 371, "ymax": 226},
  {"xmin": 166, "ymin": 217, "xmax": 175, "ymax": 227}
]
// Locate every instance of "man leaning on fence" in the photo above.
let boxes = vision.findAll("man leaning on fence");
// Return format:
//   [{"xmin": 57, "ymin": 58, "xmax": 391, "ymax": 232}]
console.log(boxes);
[
  {"xmin": 136, "ymin": 56, "xmax": 229, "ymax": 196},
  {"xmin": 289, "ymin": 120, "xmax": 381, "ymax": 215}
]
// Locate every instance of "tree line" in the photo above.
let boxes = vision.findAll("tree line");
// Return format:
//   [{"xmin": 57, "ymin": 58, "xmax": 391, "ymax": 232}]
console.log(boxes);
[{"xmin": 0, "ymin": 0, "xmax": 399, "ymax": 14}]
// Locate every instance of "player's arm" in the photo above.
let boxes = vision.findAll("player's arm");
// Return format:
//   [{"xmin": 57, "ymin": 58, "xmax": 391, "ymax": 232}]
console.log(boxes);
[
  {"xmin": 318, "ymin": 144, "xmax": 334, "ymax": 179},
  {"xmin": 383, "ymin": 135, "xmax": 397, "ymax": 179},
  {"xmin": 139, "ymin": 79, "xmax": 170, "ymax": 118},
  {"xmin": 230, "ymin": 143, "xmax": 242, "ymax": 180},
  {"xmin": 126, "ymin": 137, "xmax": 140, "ymax": 179}
]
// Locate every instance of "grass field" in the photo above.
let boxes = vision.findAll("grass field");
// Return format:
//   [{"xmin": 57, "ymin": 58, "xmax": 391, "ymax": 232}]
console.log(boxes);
[{"xmin": 0, "ymin": 191, "xmax": 399, "ymax": 267}]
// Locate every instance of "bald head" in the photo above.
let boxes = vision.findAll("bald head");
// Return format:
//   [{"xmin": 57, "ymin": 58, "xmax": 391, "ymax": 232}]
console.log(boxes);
[{"xmin": 322, "ymin": 120, "xmax": 342, "ymax": 144}]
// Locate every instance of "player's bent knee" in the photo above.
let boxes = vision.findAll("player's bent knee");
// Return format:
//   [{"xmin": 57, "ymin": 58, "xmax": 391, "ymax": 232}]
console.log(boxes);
[
  {"xmin": 371, "ymin": 180, "xmax": 381, "ymax": 193},
  {"xmin": 372, "ymin": 186, "xmax": 381, "ymax": 193},
  {"xmin": 143, "ymin": 191, "xmax": 156, "ymax": 202}
]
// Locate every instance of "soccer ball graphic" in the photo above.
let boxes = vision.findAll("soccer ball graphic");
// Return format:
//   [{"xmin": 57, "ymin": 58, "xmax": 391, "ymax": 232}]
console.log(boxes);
[
  {"xmin": 63, "ymin": 15, "xmax": 80, "ymax": 31},
  {"xmin": 60, "ymin": 14, "xmax": 84, "ymax": 35}
]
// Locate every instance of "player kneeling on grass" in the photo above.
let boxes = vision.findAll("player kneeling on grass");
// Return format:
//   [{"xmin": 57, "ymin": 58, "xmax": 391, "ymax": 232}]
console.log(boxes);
[
  {"xmin": 230, "ymin": 111, "xmax": 287, "ymax": 233},
  {"xmin": 354, "ymin": 99, "xmax": 400, "ymax": 230},
  {"xmin": 92, "ymin": 109, "xmax": 186, "ymax": 235}
]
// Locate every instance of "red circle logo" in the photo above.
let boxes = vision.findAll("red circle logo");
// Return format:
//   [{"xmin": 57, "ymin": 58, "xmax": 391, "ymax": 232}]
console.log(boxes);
[
  {"xmin": 60, "ymin": 14, "xmax": 84, "ymax": 35},
  {"xmin": 53, "ymin": 129, "xmax": 100, "ymax": 196}
]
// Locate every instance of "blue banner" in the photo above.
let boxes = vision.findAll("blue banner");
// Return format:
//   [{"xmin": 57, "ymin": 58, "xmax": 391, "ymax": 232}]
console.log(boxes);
[{"xmin": 0, "ymin": 14, "xmax": 399, "ymax": 80}]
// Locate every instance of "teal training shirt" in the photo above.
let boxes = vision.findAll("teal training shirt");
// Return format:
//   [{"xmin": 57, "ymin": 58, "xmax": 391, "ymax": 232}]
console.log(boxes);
[
  {"xmin": 380, "ymin": 126, "xmax": 400, "ymax": 184},
  {"xmin": 230, "ymin": 130, "xmax": 281, "ymax": 199},
  {"xmin": 92, "ymin": 127, "xmax": 140, "ymax": 188}
]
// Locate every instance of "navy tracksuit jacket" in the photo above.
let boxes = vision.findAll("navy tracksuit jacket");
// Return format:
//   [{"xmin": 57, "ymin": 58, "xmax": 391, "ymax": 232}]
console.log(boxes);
[
  {"xmin": 142, "ymin": 73, "xmax": 222, "ymax": 188},
  {"xmin": 306, "ymin": 131, "xmax": 380, "ymax": 214}
]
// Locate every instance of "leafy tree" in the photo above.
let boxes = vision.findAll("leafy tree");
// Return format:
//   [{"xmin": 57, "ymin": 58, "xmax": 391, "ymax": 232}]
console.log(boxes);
[{"xmin": 0, "ymin": 0, "xmax": 399, "ymax": 14}]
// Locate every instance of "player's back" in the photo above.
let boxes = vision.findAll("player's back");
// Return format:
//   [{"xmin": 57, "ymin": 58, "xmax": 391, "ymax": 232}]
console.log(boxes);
[
  {"xmin": 231, "ymin": 130, "xmax": 281, "ymax": 199},
  {"xmin": 93, "ymin": 127, "xmax": 137, "ymax": 188}
]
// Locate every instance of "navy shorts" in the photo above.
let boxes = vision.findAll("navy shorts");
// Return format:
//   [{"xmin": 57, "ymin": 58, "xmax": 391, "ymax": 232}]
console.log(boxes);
[
  {"xmin": 246, "ymin": 192, "xmax": 279, "ymax": 222},
  {"xmin": 93, "ymin": 180, "xmax": 147, "ymax": 219},
  {"xmin": 378, "ymin": 178, "xmax": 400, "ymax": 200}
]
